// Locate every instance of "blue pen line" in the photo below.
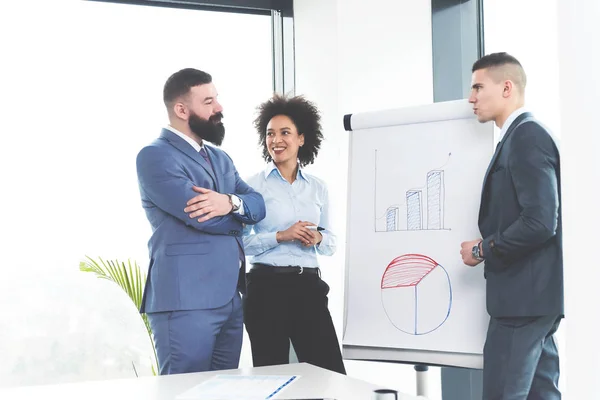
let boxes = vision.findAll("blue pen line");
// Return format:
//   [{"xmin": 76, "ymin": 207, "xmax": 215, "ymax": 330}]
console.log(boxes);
[{"xmin": 266, "ymin": 375, "xmax": 297, "ymax": 399}]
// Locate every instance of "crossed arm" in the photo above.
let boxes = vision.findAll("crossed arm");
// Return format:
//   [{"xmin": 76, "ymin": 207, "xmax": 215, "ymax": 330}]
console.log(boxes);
[
  {"xmin": 184, "ymin": 170, "xmax": 266, "ymax": 225},
  {"xmin": 136, "ymin": 146, "xmax": 265, "ymax": 235},
  {"xmin": 242, "ymin": 183, "xmax": 336, "ymax": 256}
]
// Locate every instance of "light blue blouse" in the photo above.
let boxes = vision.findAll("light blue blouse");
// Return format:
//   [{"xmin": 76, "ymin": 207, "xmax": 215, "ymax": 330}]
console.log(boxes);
[{"xmin": 242, "ymin": 162, "xmax": 336, "ymax": 268}]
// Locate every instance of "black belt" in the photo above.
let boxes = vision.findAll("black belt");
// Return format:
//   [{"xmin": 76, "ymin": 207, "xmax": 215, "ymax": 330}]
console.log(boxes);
[{"xmin": 250, "ymin": 263, "xmax": 320, "ymax": 276}]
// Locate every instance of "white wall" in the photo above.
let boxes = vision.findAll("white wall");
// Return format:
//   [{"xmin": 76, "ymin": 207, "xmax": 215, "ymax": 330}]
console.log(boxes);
[
  {"xmin": 484, "ymin": 0, "xmax": 561, "ymax": 136},
  {"xmin": 295, "ymin": 1, "xmax": 598, "ymax": 399},
  {"xmin": 294, "ymin": 0, "xmax": 437, "ymax": 397},
  {"xmin": 483, "ymin": 0, "xmax": 571, "ymax": 395},
  {"xmin": 558, "ymin": 1, "xmax": 600, "ymax": 398}
]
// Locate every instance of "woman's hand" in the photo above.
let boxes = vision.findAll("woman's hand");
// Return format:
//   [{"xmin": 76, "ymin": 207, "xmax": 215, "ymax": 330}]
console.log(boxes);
[
  {"xmin": 303, "ymin": 230, "xmax": 323, "ymax": 247},
  {"xmin": 276, "ymin": 221, "xmax": 316, "ymax": 246}
]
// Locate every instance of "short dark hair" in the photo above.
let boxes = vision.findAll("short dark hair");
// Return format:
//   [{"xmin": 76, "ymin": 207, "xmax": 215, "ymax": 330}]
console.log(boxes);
[
  {"xmin": 163, "ymin": 68, "xmax": 212, "ymax": 108},
  {"xmin": 472, "ymin": 52, "xmax": 527, "ymax": 89},
  {"xmin": 254, "ymin": 95, "xmax": 323, "ymax": 167}
]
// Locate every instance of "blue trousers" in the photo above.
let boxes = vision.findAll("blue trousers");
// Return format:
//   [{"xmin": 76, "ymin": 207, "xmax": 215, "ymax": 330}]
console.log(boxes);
[
  {"xmin": 147, "ymin": 292, "xmax": 243, "ymax": 374},
  {"xmin": 483, "ymin": 314, "xmax": 562, "ymax": 400}
]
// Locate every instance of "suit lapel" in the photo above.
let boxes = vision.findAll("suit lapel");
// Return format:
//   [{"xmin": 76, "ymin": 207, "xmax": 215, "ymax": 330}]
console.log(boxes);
[
  {"xmin": 481, "ymin": 112, "xmax": 533, "ymax": 190},
  {"xmin": 479, "ymin": 112, "xmax": 533, "ymax": 221},
  {"xmin": 204, "ymin": 145, "xmax": 223, "ymax": 192},
  {"xmin": 160, "ymin": 129, "xmax": 217, "ymax": 185}
]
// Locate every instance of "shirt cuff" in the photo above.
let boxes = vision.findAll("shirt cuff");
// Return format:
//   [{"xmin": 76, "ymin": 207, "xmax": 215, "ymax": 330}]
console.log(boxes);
[
  {"xmin": 317, "ymin": 230, "xmax": 326, "ymax": 245},
  {"xmin": 262, "ymin": 232, "xmax": 279, "ymax": 248},
  {"xmin": 233, "ymin": 195, "xmax": 245, "ymax": 215},
  {"xmin": 482, "ymin": 236, "xmax": 496, "ymax": 259}
]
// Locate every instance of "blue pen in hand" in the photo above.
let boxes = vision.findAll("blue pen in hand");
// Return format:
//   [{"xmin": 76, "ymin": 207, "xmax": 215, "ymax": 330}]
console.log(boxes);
[{"xmin": 307, "ymin": 226, "xmax": 325, "ymax": 231}]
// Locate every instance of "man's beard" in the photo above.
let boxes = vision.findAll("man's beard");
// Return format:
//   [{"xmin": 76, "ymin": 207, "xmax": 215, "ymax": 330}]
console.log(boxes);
[{"xmin": 189, "ymin": 111, "xmax": 225, "ymax": 146}]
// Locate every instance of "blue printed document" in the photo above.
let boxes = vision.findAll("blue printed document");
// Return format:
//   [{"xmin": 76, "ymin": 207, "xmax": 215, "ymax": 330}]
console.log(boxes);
[{"xmin": 176, "ymin": 375, "xmax": 299, "ymax": 400}]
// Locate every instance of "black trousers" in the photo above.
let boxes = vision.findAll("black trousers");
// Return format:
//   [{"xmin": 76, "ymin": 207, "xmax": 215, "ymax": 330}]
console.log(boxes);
[{"xmin": 243, "ymin": 268, "xmax": 346, "ymax": 374}]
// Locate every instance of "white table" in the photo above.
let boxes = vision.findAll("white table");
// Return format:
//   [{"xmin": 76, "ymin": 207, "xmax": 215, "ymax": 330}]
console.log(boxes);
[{"xmin": 0, "ymin": 362, "xmax": 424, "ymax": 399}]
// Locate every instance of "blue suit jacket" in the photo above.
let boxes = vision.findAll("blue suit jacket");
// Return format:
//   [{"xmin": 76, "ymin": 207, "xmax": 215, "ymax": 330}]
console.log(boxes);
[{"xmin": 136, "ymin": 129, "xmax": 266, "ymax": 313}]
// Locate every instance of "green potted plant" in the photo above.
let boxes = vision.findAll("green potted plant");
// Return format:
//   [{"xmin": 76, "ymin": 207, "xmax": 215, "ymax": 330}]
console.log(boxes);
[{"xmin": 79, "ymin": 256, "xmax": 158, "ymax": 375}]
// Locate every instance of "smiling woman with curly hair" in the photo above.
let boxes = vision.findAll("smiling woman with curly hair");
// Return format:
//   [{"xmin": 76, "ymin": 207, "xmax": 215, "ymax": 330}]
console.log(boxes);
[
  {"xmin": 253, "ymin": 94, "xmax": 323, "ymax": 167},
  {"xmin": 242, "ymin": 94, "xmax": 345, "ymax": 375}
]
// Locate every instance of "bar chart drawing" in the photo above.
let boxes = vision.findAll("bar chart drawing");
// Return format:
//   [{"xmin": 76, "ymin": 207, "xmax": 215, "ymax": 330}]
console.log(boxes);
[
  {"xmin": 406, "ymin": 190, "xmax": 423, "ymax": 230},
  {"xmin": 375, "ymin": 150, "xmax": 450, "ymax": 232},
  {"xmin": 386, "ymin": 207, "xmax": 399, "ymax": 231},
  {"xmin": 426, "ymin": 171, "xmax": 444, "ymax": 230},
  {"xmin": 380, "ymin": 254, "xmax": 452, "ymax": 335}
]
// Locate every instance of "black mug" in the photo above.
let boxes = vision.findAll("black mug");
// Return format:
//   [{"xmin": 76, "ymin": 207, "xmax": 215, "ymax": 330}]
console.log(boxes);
[{"xmin": 373, "ymin": 389, "xmax": 398, "ymax": 400}]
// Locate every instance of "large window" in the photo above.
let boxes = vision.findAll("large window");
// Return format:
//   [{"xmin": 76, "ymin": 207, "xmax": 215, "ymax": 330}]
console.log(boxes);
[{"xmin": 0, "ymin": 0, "xmax": 273, "ymax": 386}]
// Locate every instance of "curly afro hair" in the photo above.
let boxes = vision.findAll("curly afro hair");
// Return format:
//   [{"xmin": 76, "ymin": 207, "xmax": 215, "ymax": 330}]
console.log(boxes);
[{"xmin": 254, "ymin": 94, "xmax": 323, "ymax": 167}]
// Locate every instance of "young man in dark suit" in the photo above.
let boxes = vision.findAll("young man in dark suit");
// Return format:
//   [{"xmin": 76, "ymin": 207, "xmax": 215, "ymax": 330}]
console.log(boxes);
[{"xmin": 460, "ymin": 53, "xmax": 563, "ymax": 399}]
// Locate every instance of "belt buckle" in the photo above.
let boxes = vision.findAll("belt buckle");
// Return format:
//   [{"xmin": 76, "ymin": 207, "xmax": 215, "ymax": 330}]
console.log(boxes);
[{"xmin": 298, "ymin": 266, "xmax": 304, "ymax": 275}]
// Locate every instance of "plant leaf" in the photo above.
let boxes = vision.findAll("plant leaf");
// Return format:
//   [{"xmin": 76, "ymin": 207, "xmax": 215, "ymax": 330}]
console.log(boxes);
[{"xmin": 78, "ymin": 255, "xmax": 158, "ymax": 375}]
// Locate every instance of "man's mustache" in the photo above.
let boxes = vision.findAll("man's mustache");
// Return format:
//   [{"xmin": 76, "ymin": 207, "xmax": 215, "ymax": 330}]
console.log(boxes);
[{"xmin": 209, "ymin": 112, "xmax": 224, "ymax": 124}]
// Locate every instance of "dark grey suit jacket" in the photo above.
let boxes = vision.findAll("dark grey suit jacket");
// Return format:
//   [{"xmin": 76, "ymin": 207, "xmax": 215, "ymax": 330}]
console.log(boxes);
[{"xmin": 479, "ymin": 112, "xmax": 564, "ymax": 318}]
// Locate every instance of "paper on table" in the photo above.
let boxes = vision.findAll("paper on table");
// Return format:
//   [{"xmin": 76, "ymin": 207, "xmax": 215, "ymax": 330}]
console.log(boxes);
[{"xmin": 176, "ymin": 375, "xmax": 299, "ymax": 400}]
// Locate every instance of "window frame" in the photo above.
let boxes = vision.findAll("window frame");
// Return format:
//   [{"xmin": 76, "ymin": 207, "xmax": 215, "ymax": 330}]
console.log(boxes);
[{"xmin": 85, "ymin": 0, "xmax": 295, "ymax": 94}]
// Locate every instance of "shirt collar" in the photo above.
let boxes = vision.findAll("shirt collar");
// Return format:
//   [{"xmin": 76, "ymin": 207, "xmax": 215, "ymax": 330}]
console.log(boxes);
[
  {"xmin": 264, "ymin": 161, "xmax": 309, "ymax": 182},
  {"xmin": 165, "ymin": 125, "xmax": 203, "ymax": 152},
  {"xmin": 498, "ymin": 107, "xmax": 528, "ymax": 142}
]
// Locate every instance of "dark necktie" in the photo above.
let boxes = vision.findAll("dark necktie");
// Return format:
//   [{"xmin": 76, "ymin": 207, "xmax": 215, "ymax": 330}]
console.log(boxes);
[{"xmin": 199, "ymin": 147, "xmax": 214, "ymax": 173}]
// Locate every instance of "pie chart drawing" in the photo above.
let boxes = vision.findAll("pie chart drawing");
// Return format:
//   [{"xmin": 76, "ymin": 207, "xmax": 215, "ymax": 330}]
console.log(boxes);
[{"xmin": 381, "ymin": 254, "xmax": 452, "ymax": 335}]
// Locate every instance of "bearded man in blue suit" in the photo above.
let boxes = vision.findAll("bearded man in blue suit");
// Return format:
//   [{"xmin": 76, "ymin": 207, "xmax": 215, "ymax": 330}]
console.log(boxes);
[{"xmin": 136, "ymin": 68, "xmax": 266, "ymax": 374}]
